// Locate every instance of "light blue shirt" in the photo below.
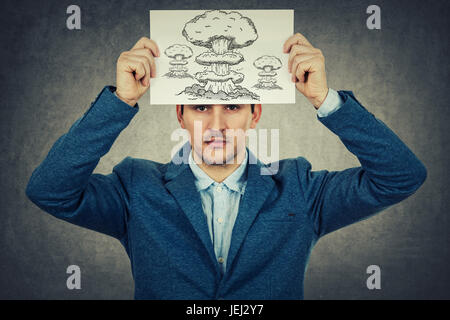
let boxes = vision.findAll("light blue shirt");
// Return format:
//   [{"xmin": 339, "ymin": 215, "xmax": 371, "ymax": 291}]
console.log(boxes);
[
  {"xmin": 188, "ymin": 149, "xmax": 248, "ymax": 275},
  {"xmin": 317, "ymin": 88, "xmax": 343, "ymax": 118},
  {"xmin": 188, "ymin": 88, "xmax": 342, "ymax": 275}
]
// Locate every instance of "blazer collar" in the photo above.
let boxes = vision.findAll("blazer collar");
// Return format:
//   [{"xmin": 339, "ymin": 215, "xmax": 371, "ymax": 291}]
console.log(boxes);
[
  {"xmin": 164, "ymin": 141, "xmax": 276, "ymax": 181},
  {"xmin": 188, "ymin": 148, "xmax": 248, "ymax": 195},
  {"xmin": 164, "ymin": 142, "xmax": 276, "ymax": 277}
]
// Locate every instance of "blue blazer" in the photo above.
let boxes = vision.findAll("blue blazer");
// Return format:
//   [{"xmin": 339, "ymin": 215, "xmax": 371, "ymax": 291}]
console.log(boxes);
[{"xmin": 25, "ymin": 86, "xmax": 427, "ymax": 299}]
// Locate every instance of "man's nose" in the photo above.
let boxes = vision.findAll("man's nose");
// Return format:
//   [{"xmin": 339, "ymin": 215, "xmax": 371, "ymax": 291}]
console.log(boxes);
[{"xmin": 209, "ymin": 106, "xmax": 226, "ymax": 130}]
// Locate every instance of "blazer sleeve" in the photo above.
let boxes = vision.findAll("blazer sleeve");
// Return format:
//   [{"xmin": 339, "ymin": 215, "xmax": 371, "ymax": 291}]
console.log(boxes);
[
  {"xmin": 25, "ymin": 86, "xmax": 139, "ymax": 240},
  {"xmin": 297, "ymin": 90, "xmax": 427, "ymax": 238}
]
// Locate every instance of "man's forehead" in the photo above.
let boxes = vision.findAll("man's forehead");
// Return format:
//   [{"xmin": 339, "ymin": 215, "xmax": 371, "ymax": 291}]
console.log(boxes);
[{"xmin": 183, "ymin": 104, "xmax": 250, "ymax": 107}]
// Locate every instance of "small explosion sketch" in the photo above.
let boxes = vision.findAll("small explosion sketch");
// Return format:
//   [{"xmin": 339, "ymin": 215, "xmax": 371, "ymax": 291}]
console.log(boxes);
[
  {"xmin": 252, "ymin": 55, "xmax": 283, "ymax": 90},
  {"xmin": 163, "ymin": 44, "xmax": 194, "ymax": 79}
]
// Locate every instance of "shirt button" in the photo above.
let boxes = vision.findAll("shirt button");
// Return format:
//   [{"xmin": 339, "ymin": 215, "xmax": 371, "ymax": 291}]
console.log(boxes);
[
  {"xmin": 217, "ymin": 217, "xmax": 224, "ymax": 224},
  {"xmin": 218, "ymin": 257, "xmax": 224, "ymax": 264},
  {"xmin": 216, "ymin": 186, "xmax": 223, "ymax": 192}
]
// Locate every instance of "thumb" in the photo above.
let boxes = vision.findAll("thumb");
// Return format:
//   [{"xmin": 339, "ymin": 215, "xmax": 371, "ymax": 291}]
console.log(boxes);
[{"xmin": 295, "ymin": 81, "xmax": 306, "ymax": 95}]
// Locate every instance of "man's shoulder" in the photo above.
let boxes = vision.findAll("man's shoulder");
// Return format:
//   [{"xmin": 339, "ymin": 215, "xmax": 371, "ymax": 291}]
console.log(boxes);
[
  {"xmin": 268, "ymin": 156, "xmax": 313, "ymax": 177},
  {"xmin": 113, "ymin": 155, "xmax": 315, "ymax": 182},
  {"xmin": 113, "ymin": 156, "xmax": 170, "ymax": 181}
]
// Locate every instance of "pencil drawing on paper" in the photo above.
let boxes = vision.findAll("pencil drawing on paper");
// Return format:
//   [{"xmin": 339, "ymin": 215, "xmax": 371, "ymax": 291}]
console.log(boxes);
[
  {"xmin": 172, "ymin": 10, "xmax": 261, "ymax": 101},
  {"xmin": 163, "ymin": 44, "xmax": 194, "ymax": 79},
  {"xmin": 253, "ymin": 55, "xmax": 283, "ymax": 90}
]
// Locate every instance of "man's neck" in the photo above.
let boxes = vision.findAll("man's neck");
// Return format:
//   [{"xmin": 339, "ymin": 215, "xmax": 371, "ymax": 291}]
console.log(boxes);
[{"xmin": 193, "ymin": 150, "xmax": 247, "ymax": 183}]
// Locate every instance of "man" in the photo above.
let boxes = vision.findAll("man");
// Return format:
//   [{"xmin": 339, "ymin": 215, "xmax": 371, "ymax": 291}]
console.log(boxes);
[{"xmin": 25, "ymin": 34, "xmax": 427, "ymax": 299}]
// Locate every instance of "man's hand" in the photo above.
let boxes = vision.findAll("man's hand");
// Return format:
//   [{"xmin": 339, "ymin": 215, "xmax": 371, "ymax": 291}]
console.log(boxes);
[
  {"xmin": 116, "ymin": 37, "xmax": 160, "ymax": 107},
  {"xmin": 283, "ymin": 33, "xmax": 329, "ymax": 109}
]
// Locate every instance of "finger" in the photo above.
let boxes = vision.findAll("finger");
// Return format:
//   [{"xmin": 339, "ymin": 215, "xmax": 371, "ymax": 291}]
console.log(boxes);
[
  {"xmin": 120, "ymin": 56, "xmax": 145, "ymax": 79},
  {"xmin": 123, "ymin": 56, "xmax": 148, "ymax": 86},
  {"xmin": 287, "ymin": 45, "xmax": 319, "ymax": 72},
  {"xmin": 124, "ymin": 52, "xmax": 151, "ymax": 84},
  {"xmin": 128, "ymin": 49, "xmax": 157, "ymax": 78},
  {"xmin": 290, "ymin": 54, "xmax": 316, "ymax": 82},
  {"xmin": 128, "ymin": 56, "xmax": 151, "ymax": 86},
  {"xmin": 131, "ymin": 37, "xmax": 160, "ymax": 57},
  {"xmin": 294, "ymin": 58, "xmax": 315, "ymax": 83},
  {"xmin": 283, "ymin": 32, "xmax": 313, "ymax": 53}
]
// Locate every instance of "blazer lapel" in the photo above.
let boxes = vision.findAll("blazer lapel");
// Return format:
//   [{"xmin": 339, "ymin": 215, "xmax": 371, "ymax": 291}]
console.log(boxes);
[
  {"xmin": 164, "ymin": 143, "xmax": 276, "ymax": 278},
  {"xmin": 225, "ymin": 149, "xmax": 276, "ymax": 276},
  {"xmin": 164, "ymin": 142, "xmax": 220, "ymax": 273}
]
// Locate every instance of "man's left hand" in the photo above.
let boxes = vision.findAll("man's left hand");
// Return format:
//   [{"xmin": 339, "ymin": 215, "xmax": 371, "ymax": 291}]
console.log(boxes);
[{"xmin": 284, "ymin": 33, "xmax": 329, "ymax": 109}]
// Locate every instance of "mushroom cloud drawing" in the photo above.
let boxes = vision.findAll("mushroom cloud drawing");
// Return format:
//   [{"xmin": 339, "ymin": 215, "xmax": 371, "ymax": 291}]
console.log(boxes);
[
  {"xmin": 178, "ymin": 10, "xmax": 260, "ymax": 100},
  {"xmin": 164, "ymin": 44, "xmax": 194, "ymax": 79},
  {"xmin": 253, "ymin": 55, "xmax": 283, "ymax": 90}
]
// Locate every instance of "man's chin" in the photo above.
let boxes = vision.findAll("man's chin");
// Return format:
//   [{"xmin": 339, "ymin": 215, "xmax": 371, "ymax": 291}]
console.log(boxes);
[
  {"xmin": 202, "ymin": 155, "xmax": 235, "ymax": 166},
  {"xmin": 193, "ymin": 144, "xmax": 244, "ymax": 165},
  {"xmin": 199, "ymin": 143, "xmax": 231, "ymax": 165}
]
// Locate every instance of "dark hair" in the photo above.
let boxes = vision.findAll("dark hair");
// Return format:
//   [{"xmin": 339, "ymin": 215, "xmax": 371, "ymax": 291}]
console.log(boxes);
[{"xmin": 181, "ymin": 104, "xmax": 255, "ymax": 115}]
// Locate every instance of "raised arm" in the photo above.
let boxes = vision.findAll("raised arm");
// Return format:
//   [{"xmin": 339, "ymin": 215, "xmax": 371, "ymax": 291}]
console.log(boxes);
[
  {"xmin": 25, "ymin": 37, "xmax": 159, "ymax": 240},
  {"xmin": 284, "ymin": 33, "xmax": 426, "ymax": 237},
  {"xmin": 298, "ymin": 90, "xmax": 427, "ymax": 237}
]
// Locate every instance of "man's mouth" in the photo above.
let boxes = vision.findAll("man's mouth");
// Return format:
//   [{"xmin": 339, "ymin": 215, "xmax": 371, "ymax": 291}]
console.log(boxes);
[{"xmin": 204, "ymin": 137, "xmax": 228, "ymax": 148}]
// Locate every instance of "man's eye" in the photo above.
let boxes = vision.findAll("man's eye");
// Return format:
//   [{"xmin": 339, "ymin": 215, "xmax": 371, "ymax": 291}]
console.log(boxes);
[
  {"xmin": 226, "ymin": 105, "xmax": 240, "ymax": 111},
  {"xmin": 195, "ymin": 105, "xmax": 208, "ymax": 112}
]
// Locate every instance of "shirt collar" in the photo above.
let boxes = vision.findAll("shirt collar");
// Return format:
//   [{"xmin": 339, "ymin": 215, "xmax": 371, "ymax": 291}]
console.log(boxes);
[{"xmin": 188, "ymin": 149, "xmax": 248, "ymax": 194}]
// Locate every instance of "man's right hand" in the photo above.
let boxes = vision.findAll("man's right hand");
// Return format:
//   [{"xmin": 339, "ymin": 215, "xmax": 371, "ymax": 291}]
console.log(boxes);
[{"xmin": 116, "ymin": 37, "xmax": 160, "ymax": 107}]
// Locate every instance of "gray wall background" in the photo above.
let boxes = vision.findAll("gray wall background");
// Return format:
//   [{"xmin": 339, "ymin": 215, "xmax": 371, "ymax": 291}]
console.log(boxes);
[{"xmin": 1, "ymin": 0, "xmax": 448, "ymax": 299}]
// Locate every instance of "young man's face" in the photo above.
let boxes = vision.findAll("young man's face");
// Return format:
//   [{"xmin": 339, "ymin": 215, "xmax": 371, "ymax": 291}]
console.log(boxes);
[{"xmin": 176, "ymin": 104, "xmax": 262, "ymax": 165}]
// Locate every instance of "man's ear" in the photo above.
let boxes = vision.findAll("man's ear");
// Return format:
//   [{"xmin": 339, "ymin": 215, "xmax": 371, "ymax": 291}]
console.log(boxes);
[
  {"xmin": 176, "ymin": 105, "xmax": 185, "ymax": 129},
  {"xmin": 250, "ymin": 104, "xmax": 262, "ymax": 129}
]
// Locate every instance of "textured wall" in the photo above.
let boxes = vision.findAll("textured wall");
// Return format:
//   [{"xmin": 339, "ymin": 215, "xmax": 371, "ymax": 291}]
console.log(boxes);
[{"xmin": 1, "ymin": 0, "xmax": 448, "ymax": 299}]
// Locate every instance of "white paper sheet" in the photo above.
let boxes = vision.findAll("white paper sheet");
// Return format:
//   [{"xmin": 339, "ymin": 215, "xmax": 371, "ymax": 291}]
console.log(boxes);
[{"xmin": 149, "ymin": 9, "xmax": 294, "ymax": 105}]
